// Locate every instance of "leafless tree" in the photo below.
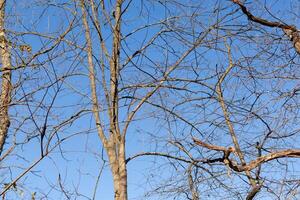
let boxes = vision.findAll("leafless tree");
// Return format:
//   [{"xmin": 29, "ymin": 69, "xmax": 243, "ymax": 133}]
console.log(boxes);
[{"xmin": 1, "ymin": 1, "xmax": 300, "ymax": 200}]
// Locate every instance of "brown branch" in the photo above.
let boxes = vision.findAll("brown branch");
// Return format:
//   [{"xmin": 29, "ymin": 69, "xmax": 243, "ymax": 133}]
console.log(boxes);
[
  {"xmin": 232, "ymin": 0, "xmax": 293, "ymax": 30},
  {"xmin": 232, "ymin": 0, "xmax": 300, "ymax": 54},
  {"xmin": 243, "ymin": 149, "xmax": 300, "ymax": 171},
  {"xmin": 193, "ymin": 137, "xmax": 300, "ymax": 173},
  {"xmin": 193, "ymin": 137, "xmax": 230, "ymax": 152}
]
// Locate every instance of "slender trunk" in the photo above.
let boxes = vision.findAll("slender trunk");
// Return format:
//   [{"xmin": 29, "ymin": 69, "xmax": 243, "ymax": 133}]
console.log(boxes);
[
  {"xmin": 0, "ymin": 0, "xmax": 12, "ymax": 156},
  {"xmin": 80, "ymin": 1, "xmax": 127, "ymax": 199},
  {"xmin": 109, "ymin": 0, "xmax": 127, "ymax": 199}
]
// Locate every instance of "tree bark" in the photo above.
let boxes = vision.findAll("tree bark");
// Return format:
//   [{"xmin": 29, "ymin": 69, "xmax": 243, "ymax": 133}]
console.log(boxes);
[
  {"xmin": 117, "ymin": 141, "xmax": 128, "ymax": 200},
  {"xmin": 108, "ymin": 140, "xmax": 127, "ymax": 200},
  {"xmin": 0, "ymin": 0, "xmax": 12, "ymax": 156}
]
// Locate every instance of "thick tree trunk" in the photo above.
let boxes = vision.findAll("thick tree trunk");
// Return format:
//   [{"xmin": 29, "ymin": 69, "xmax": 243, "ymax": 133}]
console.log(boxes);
[{"xmin": 0, "ymin": 0, "xmax": 12, "ymax": 156}]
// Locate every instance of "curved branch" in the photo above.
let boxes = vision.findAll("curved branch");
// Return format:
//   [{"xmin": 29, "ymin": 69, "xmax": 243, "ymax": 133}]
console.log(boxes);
[
  {"xmin": 243, "ymin": 149, "xmax": 300, "ymax": 171},
  {"xmin": 126, "ymin": 152, "xmax": 193, "ymax": 164},
  {"xmin": 193, "ymin": 137, "xmax": 300, "ymax": 172},
  {"xmin": 232, "ymin": 0, "xmax": 293, "ymax": 29},
  {"xmin": 232, "ymin": 0, "xmax": 300, "ymax": 54}
]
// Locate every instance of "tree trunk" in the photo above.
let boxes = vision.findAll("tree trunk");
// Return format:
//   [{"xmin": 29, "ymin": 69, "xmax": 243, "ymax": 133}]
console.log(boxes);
[
  {"xmin": 118, "ymin": 141, "xmax": 128, "ymax": 200},
  {"xmin": 0, "ymin": 0, "xmax": 12, "ymax": 156},
  {"xmin": 80, "ymin": 1, "xmax": 127, "ymax": 199},
  {"xmin": 107, "ymin": 139, "xmax": 127, "ymax": 200}
]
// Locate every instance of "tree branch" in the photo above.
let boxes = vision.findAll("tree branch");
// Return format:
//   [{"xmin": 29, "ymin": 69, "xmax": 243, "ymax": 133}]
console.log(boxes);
[
  {"xmin": 193, "ymin": 137, "xmax": 300, "ymax": 172},
  {"xmin": 232, "ymin": 0, "xmax": 300, "ymax": 54}
]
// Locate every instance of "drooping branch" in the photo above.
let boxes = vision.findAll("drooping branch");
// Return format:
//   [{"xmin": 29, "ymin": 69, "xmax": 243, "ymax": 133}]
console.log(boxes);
[
  {"xmin": 232, "ymin": 0, "xmax": 300, "ymax": 54},
  {"xmin": 125, "ymin": 152, "xmax": 193, "ymax": 164}
]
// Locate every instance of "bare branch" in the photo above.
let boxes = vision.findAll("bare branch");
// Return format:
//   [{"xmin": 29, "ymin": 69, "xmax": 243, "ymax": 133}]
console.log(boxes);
[{"xmin": 232, "ymin": 0, "xmax": 300, "ymax": 54}]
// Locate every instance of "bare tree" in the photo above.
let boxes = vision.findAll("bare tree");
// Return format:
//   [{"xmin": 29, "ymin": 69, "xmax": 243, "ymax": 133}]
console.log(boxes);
[
  {"xmin": 79, "ymin": 0, "xmax": 216, "ymax": 199},
  {"xmin": 1, "ymin": 1, "xmax": 300, "ymax": 200}
]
